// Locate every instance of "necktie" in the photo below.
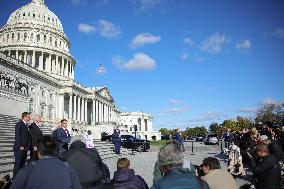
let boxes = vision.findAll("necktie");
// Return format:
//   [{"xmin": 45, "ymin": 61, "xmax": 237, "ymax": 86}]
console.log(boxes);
[{"xmin": 64, "ymin": 129, "xmax": 69, "ymax": 137}]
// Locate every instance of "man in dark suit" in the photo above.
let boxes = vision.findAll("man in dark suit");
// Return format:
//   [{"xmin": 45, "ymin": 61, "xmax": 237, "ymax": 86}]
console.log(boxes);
[
  {"xmin": 29, "ymin": 114, "xmax": 43, "ymax": 161},
  {"xmin": 112, "ymin": 127, "xmax": 121, "ymax": 154},
  {"xmin": 176, "ymin": 128, "xmax": 185, "ymax": 152},
  {"xmin": 57, "ymin": 119, "xmax": 71, "ymax": 156},
  {"xmin": 13, "ymin": 112, "xmax": 32, "ymax": 178}
]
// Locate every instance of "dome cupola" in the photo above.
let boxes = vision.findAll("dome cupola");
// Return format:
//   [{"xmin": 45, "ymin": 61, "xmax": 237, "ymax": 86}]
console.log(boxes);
[{"xmin": 0, "ymin": 0, "xmax": 75, "ymax": 80}]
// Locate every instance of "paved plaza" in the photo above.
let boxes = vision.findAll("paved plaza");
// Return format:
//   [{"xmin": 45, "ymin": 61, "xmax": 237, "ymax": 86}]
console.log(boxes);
[{"xmin": 104, "ymin": 141, "xmax": 249, "ymax": 188}]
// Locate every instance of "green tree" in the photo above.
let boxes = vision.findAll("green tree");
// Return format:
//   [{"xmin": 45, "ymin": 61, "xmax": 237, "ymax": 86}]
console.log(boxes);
[
  {"xmin": 255, "ymin": 103, "xmax": 284, "ymax": 124},
  {"xmin": 159, "ymin": 128, "xmax": 170, "ymax": 135},
  {"xmin": 236, "ymin": 116, "xmax": 253, "ymax": 130},
  {"xmin": 221, "ymin": 119, "xmax": 236, "ymax": 130}
]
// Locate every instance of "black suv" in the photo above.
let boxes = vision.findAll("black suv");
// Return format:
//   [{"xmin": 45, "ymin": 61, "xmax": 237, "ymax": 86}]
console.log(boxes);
[{"xmin": 121, "ymin": 135, "xmax": 150, "ymax": 152}]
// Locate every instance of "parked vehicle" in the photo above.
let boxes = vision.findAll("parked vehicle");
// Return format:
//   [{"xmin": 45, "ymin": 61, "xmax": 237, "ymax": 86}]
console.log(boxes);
[
  {"xmin": 101, "ymin": 135, "xmax": 112, "ymax": 143},
  {"xmin": 204, "ymin": 134, "xmax": 219, "ymax": 145},
  {"xmin": 195, "ymin": 135, "xmax": 204, "ymax": 142},
  {"xmin": 121, "ymin": 135, "xmax": 150, "ymax": 152}
]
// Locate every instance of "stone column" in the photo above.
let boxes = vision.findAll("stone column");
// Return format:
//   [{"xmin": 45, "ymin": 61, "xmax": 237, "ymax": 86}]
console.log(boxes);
[
  {"xmin": 39, "ymin": 52, "xmax": 43, "ymax": 71},
  {"xmin": 69, "ymin": 94, "xmax": 72, "ymax": 120},
  {"xmin": 81, "ymin": 97, "xmax": 84, "ymax": 122},
  {"xmin": 72, "ymin": 64, "xmax": 75, "ymax": 79},
  {"xmin": 95, "ymin": 100, "xmax": 98, "ymax": 124},
  {"xmin": 57, "ymin": 56, "xmax": 60, "ymax": 74},
  {"xmin": 16, "ymin": 50, "xmax": 19, "ymax": 61},
  {"xmin": 92, "ymin": 99, "xmax": 96, "ymax": 124},
  {"xmin": 45, "ymin": 54, "xmax": 50, "ymax": 72},
  {"xmin": 73, "ymin": 95, "xmax": 77, "ymax": 121},
  {"xmin": 78, "ymin": 96, "xmax": 81, "ymax": 122},
  {"xmin": 24, "ymin": 51, "xmax": 27, "ymax": 64},
  {"xmin": 84, "ymin": 99, "xmax": 87, "ymax": 123},
  {"xmin": 65, "ymin": 60, "xmax": 69, "ymax": 77},
  {"xmin": 58, "ymin": 94, "xmax": 64, "ymax": 119},
  {"xmin": 100, "ymin": 102, "xmax": 103, "ymax": 123},
  {"xmin": 32, "ymin": 51, "xmax": 36, "ymax": 67}
]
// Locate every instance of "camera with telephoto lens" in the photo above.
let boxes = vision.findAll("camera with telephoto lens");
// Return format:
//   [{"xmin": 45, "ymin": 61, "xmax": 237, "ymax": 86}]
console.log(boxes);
[{"xmin": 194, "ymin": 164, "xmax": 205, "ymax": 177}]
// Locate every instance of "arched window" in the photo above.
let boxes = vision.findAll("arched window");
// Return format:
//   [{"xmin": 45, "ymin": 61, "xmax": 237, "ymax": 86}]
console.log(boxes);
[
  {"xmin": 30, "ymin": 33, "xmax": 34, "ymax": 41},
  {"xmin": 44, "ymin": 35, "xmax": 46, "ymax": 43},
  {"xmin": 33, "ymin": 13, "xmax": 35, "ymax": 18},
  {"xmin": 55, "ymin": 40, "xmax": 57, "ymax": 47},
  {"xmin": 36, "ymin": 34, "xmax": 40, "ymax": 42},
  {"xmin": 6, "ymin": 34, "xmax": 9, "ymax": 42},
  {"xmin": 17, "ymin": 33, "xmax": 20, "ymax": 41},
  {"xmin": 49, "ymin": 37, "xmax": 52, "ymax": 45},
  {"xmin": 12, "ymin": 33, "xmax": 14, "ymax": 41}
]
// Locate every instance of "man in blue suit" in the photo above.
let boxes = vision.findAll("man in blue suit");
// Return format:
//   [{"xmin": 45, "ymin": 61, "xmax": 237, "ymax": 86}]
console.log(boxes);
[
  {"xmin": 112, "ymin": 127, "xmax": 121, "ymax": 154},
  {"xmin": 176, "ymin": 128, "xmax": 185, "ymax": 152},
  {"xmin": 56, "ymin": 119, "xmax": 71, "ymax": 156},
  {"xmin": 13, "ymin": 112, "xmax": 32, "ymax": 178}
]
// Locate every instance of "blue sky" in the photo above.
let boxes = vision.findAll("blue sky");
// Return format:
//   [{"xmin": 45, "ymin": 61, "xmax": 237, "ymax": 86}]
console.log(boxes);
[{"xmin": 1, "ymin": 0, "xmax": 284, "ymax": 130}]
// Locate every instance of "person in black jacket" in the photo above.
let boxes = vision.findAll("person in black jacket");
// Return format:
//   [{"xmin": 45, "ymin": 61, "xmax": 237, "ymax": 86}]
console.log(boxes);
[
  {"xmin": 111, "ymin": 158, "xmax": 148, "ymax": 189},
  {"xmin": 29, "ymin": 114, "xmax": 43, "ymax": 161},
  {"xmin": 13, "ymin": 112, "xmax": 32, "ymax": 178},
  {"xmin": 10, "ymin": 135, "xmax": 82, "ymax": 189},
  {"xmin": 247, "ymin": 144, "xmax": 281, "ymax": 189},
  {"xmin": 61, "ymin": 135, "xmax": 110, "ymax": 189}
]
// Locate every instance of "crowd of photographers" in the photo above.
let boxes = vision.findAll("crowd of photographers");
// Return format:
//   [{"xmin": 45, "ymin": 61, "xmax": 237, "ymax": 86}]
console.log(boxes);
[
  {"xmin": 1, "ymin": 112, "xmax": 284, "ymax": 189},
  {"xmin": 221, "ymin": 123, "xmax": 284, "ymax": 189}
]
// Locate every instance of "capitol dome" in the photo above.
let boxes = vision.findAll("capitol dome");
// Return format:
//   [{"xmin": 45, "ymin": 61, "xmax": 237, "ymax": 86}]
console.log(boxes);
[{"xmin": 0, "ymin": 0, "xmax": 75, "ymax": 80}]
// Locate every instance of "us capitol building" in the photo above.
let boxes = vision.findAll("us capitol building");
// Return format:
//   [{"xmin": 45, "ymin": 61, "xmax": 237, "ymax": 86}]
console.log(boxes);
[{"xmin": 0, "ymin": 0, "xmax": 160, "ymax": 140}]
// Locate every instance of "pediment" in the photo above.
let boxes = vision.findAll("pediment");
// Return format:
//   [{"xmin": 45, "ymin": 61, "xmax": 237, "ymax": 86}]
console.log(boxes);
[{"xmin": 97, "ymin": 87, "xmax": 114, "ymax": 102}]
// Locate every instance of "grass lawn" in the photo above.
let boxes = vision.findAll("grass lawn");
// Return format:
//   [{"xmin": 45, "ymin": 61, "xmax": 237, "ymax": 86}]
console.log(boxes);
[{"xmin": 150, "ymin": 140, "xmax": 168, "ymax": 147}]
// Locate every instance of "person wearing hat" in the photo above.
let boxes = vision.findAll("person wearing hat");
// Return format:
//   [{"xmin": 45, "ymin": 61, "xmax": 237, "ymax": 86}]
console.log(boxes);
[{"xmin": 259, "ymin": 135, "xmax": 284, "ymax": 162}]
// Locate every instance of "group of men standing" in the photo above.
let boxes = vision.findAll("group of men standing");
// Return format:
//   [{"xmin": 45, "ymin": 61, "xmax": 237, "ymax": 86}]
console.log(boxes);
[{"xmin": 13, "ymin": 112, "xmax": 71, "ymax": 178}]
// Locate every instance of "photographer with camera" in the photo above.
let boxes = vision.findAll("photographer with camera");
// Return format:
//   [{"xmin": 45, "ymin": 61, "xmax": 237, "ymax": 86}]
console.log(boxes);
[
  {"xmin": 201, "ymin": 157, "xmax": 238, "ymax": 189},
  {"xmin": 247, "ymin": 144, "xmax": 281, "ymax": 189}
]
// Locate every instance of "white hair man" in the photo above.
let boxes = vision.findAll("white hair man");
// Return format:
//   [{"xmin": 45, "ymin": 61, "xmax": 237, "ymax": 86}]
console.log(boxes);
[{"xmin": 151, "ymin": 142, "xmax": 209, "ymax": 189}]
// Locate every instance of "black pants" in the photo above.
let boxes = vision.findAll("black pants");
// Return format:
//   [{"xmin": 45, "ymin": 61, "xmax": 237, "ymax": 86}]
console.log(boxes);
[{"xmin": 13, "ymin": 149, "xmax": 27, "ymax": 178}]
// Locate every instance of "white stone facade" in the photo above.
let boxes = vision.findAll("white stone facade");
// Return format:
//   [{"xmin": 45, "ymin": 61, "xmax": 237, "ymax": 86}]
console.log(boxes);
[
  {"xmin": 0, "ymin": 0, "xmax": 160, "ymax": 140},
  {"xmin": 118, "ymin": 112, "xmax": 161, "ymax": 141},
  {"xmin": 0, "ymin": 0, "xmax": 117, "ymax": 139}
]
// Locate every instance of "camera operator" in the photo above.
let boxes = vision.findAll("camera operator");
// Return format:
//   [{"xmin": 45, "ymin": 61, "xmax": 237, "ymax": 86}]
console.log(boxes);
[
  {"xmin": 201, "ymin": 157, "xmax": 238, "ymax": 189},
  {"xmin": 259, "ymin": 135, "xmax": 284, "ymax": 163},
  {"xmin": 247, "ymin": 144, "xmax": 281, "ymax": 189}
]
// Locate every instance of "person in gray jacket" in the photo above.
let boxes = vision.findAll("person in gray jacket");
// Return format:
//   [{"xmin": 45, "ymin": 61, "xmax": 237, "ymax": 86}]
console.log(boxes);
[{"xmin": 10, "ymin": 135, "xmax": 82, "ymax": 189}]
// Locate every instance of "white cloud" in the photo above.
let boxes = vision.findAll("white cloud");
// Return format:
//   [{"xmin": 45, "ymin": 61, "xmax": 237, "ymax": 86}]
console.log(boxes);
[
  {"xmin": 98, "ymin": 19, "xmax": 121, "ymax": 38},
  {"xmin": 235, "ymin": 108, "xmax": 256, "ymax": 113},
  {"xmin": 162, "ymin": 108, "xmax": 188, "ymax": 115},
  {"xmin": 200, "ymin": 33, "xmax": 229, "ymax": 54},
  {"xmin": 181, "ymin": 51, "xmax": 189, "ymax": 60},
  {"xmin": 169, "ymin": 99, "xmax": 184, "ymax": 105},
  {"xmin": 78, "ymin": 23, "xmax": 96, "ymax": 34},
  {"xmin": 189, "ymin": 111, "xmax": 224, "ymax": 122},
  {"xmin": 183, "ymin": 37, "xmax": 194, "ymax": 46},
  {"xmin": 272, "ymin": 27, "xmax": 284, "ymax": 38},
  {"xmin": 236, "ymin": 39, "xmax": 251, "ymax": 52},
  {"xmin": 112, "ymin": 52, "xmax": 156, "ymax": 71},
  {"xmin": 130, "ymin": 33, "xmax": 161, "ymax": 48},
  {"xmin": 261, "ymin": 97, "xmax": 280, "ymax": 105}
]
